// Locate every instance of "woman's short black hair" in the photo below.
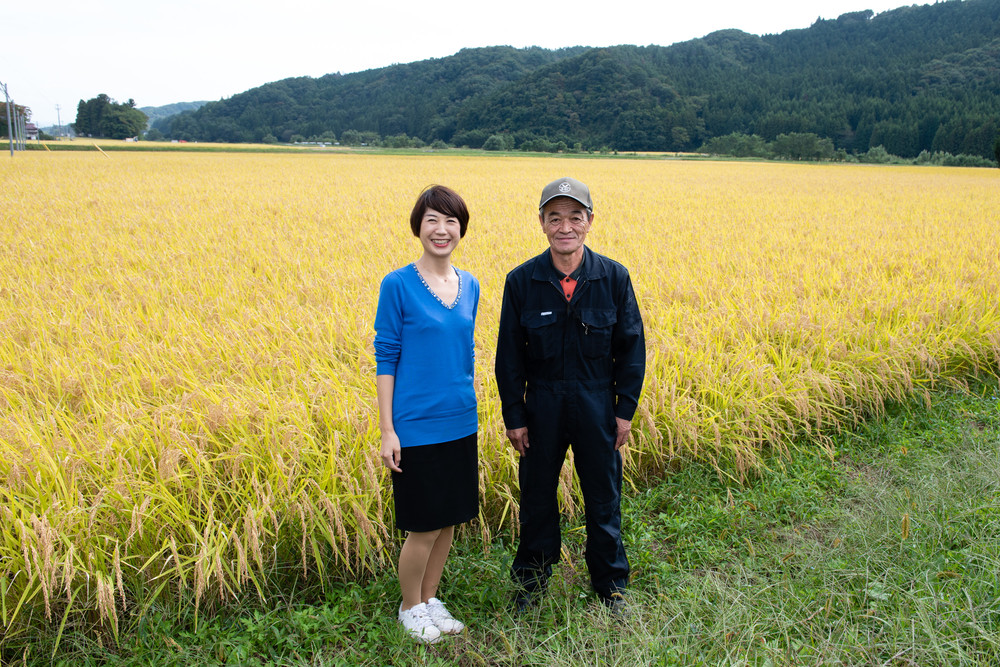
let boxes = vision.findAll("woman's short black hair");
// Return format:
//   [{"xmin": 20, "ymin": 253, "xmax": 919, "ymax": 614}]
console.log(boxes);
[{"xmin": 410, "ymin": 185, "xmax": 470, "ymax": 237}]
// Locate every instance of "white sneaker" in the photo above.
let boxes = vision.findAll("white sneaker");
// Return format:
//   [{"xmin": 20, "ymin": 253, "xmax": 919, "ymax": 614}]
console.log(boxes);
[
  {"xmin": 425, "ymin": 597, "xmax": 465, "ymax": 634},
  {"xmin": 398, "ymin": 603, "xmax": 442, "ymax": 644}
]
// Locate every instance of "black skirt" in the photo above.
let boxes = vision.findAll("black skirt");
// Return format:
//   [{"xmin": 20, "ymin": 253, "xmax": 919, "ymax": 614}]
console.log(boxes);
[{"xmin": 391, "ymin": 432, "xmax": 478, "ymax": 532}]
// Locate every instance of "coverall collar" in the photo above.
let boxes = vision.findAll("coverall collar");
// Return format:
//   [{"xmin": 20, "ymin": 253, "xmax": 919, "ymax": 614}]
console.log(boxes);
[{"xmin": 532, "ymin": 245, "xmax": 606, "ymax": 283}]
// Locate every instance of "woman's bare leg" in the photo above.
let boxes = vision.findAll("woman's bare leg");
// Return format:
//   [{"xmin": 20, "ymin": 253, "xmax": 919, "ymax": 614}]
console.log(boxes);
[
  {"xmin": 421, "ymin": 525, "xmax": 455, "ymax": 602},
  {"xmin": 398, "ymin": 528, "xmax": 441, "ymax": 610}
]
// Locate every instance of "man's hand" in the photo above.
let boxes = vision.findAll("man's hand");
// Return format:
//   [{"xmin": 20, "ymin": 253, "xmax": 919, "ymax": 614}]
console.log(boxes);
[
  {"xmin": 506, "ymin": 427, "xmax": 530, "ymax": 456},
  {"xmin": 614, "ymin": 417, "xmax": 632, "ymax": 451}
]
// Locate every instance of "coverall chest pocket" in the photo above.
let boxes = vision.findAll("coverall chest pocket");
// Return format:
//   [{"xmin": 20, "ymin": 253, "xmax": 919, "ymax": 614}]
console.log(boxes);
[
  {"xmin": 521, "ymin": 311, "xmax": 559, "ymax": 360},
  {"xmin": 579, "ymin": 309, "xmax": 617, "ymax": 358}
]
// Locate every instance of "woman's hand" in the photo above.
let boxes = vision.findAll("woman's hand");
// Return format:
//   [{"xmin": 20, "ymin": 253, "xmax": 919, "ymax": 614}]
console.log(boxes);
[{"xmin": 380, "ymin": 430, "xmax": 402, "ymax": 473}]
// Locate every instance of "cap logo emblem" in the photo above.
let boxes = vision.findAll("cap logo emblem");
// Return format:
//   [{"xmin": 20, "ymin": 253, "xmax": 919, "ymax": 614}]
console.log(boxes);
[{"xmin": 558, "ymin": 182, "xmax": 572, "ymax": 193}]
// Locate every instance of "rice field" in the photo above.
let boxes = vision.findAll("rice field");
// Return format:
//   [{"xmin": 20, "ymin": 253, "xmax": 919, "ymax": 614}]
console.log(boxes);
[{"xmin": 0, "ymin": 152, "xmax": 997, "ymax": 635}]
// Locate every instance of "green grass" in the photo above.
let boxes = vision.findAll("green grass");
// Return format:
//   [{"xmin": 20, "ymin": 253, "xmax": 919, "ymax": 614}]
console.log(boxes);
[
  {"xmin": 7, "ymin": 141, "xmax": 701, "ymax": 159},
  {"xmin": 4, "ymin": 378, "xmax": 999, "ymax": 666},
  {"xmin": 9, "ymin": 142, "xmax": 358, "ymax": 154}
]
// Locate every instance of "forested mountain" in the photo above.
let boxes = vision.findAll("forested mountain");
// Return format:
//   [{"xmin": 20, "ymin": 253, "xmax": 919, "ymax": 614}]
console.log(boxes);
[
  {"xmin": 158, "ymin": 0, "xmax": 1000, "ymax": 158},
  {"xmin": 139, "ymin": 101, "xmax": 208, "ymax": 127},
  {"xmin": 156, "ymin": 47, "xmax": 586, "ymax": 144}
]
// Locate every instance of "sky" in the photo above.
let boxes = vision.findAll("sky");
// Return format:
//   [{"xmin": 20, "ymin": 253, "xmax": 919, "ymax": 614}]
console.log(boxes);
[{"xmin": 7, "ymin": 0, "xmax": 928, "ymax": 128}]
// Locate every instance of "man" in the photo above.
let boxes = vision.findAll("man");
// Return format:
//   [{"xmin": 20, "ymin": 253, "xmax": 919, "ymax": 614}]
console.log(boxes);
[{"xmin": 495, "ymin": 176, "xmax": 646, "ymax": 612}]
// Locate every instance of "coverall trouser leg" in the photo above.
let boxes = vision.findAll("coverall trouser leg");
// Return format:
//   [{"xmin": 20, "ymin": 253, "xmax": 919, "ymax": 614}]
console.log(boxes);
[{"xmin": 512, "ymin": 388, "xmax": 629, "ymax": 599}]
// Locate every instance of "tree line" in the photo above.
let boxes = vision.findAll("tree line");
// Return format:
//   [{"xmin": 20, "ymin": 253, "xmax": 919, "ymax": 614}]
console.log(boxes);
[
  {"xmin": 698, "ymin": 131, "xmax": 998, "ymax": 166},
  {"xmin": 73, "ymin": 95, "xmax": 148, "ymax": 139}
]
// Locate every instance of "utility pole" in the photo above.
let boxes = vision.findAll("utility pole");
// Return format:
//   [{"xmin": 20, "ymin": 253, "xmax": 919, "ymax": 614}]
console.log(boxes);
[
  {"xmin": 56, "ymin": 104, "xmax": 62, "ymax": 137},
  {"xmin": 1, "ymin": 81, "xmax": 13, "ymax": 157}
]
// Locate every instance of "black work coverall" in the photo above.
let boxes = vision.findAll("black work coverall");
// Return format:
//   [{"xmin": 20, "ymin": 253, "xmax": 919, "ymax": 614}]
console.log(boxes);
[{"xmin": 495, "ymin": 246, "xmax": 645, "ymax": 599}]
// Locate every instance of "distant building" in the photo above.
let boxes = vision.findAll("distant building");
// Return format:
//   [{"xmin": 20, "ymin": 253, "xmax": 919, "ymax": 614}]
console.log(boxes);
[{"xmin": 25, "ymin": 123, "xmax": 39, "ymax": 140}]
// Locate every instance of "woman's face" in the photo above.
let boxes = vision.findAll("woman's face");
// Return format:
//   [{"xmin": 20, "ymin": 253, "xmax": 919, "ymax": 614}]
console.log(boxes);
[{"xmin": 419, "ymin": 207, "xmax": 462, "ymax": 258}]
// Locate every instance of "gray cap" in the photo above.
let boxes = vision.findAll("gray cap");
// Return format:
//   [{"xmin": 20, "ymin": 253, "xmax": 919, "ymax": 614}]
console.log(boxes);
[{"xmin": 539, "ymin": 177, "xmax": 593, "ymax": 213}]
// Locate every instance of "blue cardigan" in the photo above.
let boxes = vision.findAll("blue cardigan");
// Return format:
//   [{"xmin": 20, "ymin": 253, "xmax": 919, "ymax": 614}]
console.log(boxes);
[{"xmin": 374, "ymin": 264, "xmax": 479, "ymax": 448}]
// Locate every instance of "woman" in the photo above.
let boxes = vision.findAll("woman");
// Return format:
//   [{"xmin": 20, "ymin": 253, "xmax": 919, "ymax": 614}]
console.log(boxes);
[{"xmin": 373, "ymin": 185, "xmax": 479, "ymax": 644}]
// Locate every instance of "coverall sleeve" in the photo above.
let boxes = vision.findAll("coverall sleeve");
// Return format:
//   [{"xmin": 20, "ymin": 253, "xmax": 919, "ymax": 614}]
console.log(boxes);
[
  {"xmin": 611, "ymin": 272, "xmax": 646, "ymax": 422},
  {"xmin": 494, "ymin": 274, "xmax": 529, "ymax": 430}
]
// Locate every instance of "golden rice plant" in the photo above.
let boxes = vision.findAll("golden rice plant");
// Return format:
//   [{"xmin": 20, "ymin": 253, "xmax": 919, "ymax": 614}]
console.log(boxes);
[{"xmin": 0, "ymin": 152, "xmax": 997, "ymax": 637}]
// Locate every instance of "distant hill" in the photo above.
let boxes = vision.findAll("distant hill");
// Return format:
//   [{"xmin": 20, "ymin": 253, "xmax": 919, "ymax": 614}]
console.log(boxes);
[
  {"xmin": 155, "ymin": 46, "xmax": 585, "ymax": 143},
  {"xmin": 140, "ymin": 101, "xmax": 209, "ymax": 128},
  {"xmin": 157, "ymin": 0, "xmax": 1000, "ymax": 158}
]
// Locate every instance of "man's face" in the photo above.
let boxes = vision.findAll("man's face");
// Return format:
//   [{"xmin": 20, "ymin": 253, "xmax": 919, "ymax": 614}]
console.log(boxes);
[{"xmin": 539, "ymin": 197, "xmax": 593, "ymax": 258}]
